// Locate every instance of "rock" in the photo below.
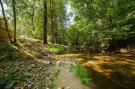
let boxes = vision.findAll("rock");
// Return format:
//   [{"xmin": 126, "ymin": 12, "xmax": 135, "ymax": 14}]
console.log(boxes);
[
  {"xmin": 30, "ymin": 64, "xmax": 37, "ymax": 68},
  {"xmin": 37, "ymin": 59, "xmax": 51, "ymax": 64},
  {"xmin": 120, "ymin": 48, "xmax": 128, "ymax": 53},
  {"xmin": 24, "ymin": 72, "xmax": 33, "ymax": 77},
  {"xmin": 5, "ymin": 81, "xmax": 16, "ymax": 89}
]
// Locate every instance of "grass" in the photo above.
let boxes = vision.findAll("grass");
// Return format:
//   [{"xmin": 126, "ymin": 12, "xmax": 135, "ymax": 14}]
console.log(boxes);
[
  {"xmin": 47, "ymin": 44, "xmax": 66, "ymax": 54},
  {"xmin": 49, "ymin": 80, "xmax": 55, "ymax": 89},
  {"xmin": 52, "ymin": 68, "xmax": 60, "ymax": 77},
  {"xmin": 47, "ymin": 68, "xmax": 60, "ymax": 89},
  {"xmin": 73, "ymin": 63, "xmax": 90, "ymax": 85}
]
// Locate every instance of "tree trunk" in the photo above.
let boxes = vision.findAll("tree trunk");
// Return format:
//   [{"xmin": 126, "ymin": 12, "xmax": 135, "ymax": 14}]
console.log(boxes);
[
  {"xmin": 32, "ymin": 1, "xmax": 35, "ymax": 31},
  {"xmin": 50, "ymin": 0, "xmax": 54, "ymax": 44},
  {"xmin": 62, "ymin": 26, "xmax": 65, "ymax": 44},
  {"xmin": 43, "ymin": 0, "xmax": 47, "ymax": 44},
  {"xmin": 54, "ymin": 11, "xmax": 58, "ymax": 43},
  {"xmin": 0, "ymin": 0, "xmax": 12, "ymax": 42},
  {"xmin": 12, "ymin": 0, "xmax": 17, "ymax": 42}
]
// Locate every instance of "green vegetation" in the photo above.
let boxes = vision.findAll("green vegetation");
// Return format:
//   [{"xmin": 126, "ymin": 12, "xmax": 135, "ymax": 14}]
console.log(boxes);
[
  {"xmin": 0, "ymin": 43, "xmax": 21, "ymax": 61},
  {"xmin": 0, "ymin": 0, "xmax": 135, "ymax": 89},
  {"xmin": 66, "ymin": 0, "xmax": 135, "ymax": 51},
  {"xmin": 52, "ymin": 68, "xmax": 60, "ymax": 77},
  {"xmin": 0, "ymin": 0, "xmax": 134, "ymax": 51},
  {"xmin": 2, "ymin": 69, "xmax": 24, "ymax": 85},
  {"xmin": 49, "ymin": 80, "xmax": 55, "ymax": 89},
  {"xmin": 0, "ymin": 43, "xmax": 13, "ymax": 61},
  {"xmin": 73, "ymin": 63, "xmax": 90, "ymax": 85},
  {"xmin": 0, "ymin": 68, "xmax": 24, "ymax": 89},
  {"xmin": 47, "ymin": 68, "xmax": 60, "ymax": 89},
  {"xmin": 47, "ymin": 44, "xmax": 66, "ymax": 54}
]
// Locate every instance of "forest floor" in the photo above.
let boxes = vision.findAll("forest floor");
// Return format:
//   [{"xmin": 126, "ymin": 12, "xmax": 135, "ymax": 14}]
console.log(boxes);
[
  {"xmin": 0, "ymin": 39, "xmax": 90, "ymax": 89},
  {"xmin": 0, "ymin": 39, "xmax": 56, "ymax": 89},
  {"xmin": 0, "ymin": 38, "xmax": 135, "ymax": 89},
  {"xmin": 52, "ymin": 59, "xmax": 90, "ymax": 89}
]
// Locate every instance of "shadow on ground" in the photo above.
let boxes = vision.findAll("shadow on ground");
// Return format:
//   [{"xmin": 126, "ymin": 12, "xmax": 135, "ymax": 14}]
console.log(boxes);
[
  {"xmin": 82, "ymin": 53, "xmax": 135, "ymax": 89},
  {"xmin": 55, "ymin": 51, "xmax": 135, "ymax": 89}
]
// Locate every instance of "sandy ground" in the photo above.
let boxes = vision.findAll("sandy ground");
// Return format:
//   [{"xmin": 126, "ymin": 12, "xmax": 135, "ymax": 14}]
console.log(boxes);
[{"xmin": 54, "ymin": 60, "xmax": 90, "ymax": 89}]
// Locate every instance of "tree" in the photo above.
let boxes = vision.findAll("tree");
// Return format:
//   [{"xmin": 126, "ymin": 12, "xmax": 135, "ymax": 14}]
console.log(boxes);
[
  {"xmin": 49, "ymin": 0, "xmax": 66, "ymax": 44},
  {"xmin": 50, "ymin": 0, "xmax": 54, "ymax": 44},
  {"xmin": 0, "ymin": 0, "xmax": 12, "ymax": 42},
  {"xmin": 31, "ymin": 0, "xmax": 35, "ymax": 32},
  {"xmin": 1, "ymin": 0, "xmax": 66, "ymax": 44},
  {"xmin": 43, "ymin": 0, "xmax": 47, "ymax": 44},
  {"xmin": 67, "ymin": 0, "xmax": 135, "ymax": 50},
  {"xmin": 12, "ymin": 0, "xmax": 17, "ymax": 42}
]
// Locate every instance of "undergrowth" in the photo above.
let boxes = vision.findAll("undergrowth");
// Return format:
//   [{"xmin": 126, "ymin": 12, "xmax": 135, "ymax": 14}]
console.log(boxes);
[
  {"xmin": 48, "ymin": 68, "xmax": 60, "ymax": 88},
  {"xmin": 0, "ymin": 68, "xmax": 25, "ymax": 87},
  {"xmin": 52, "ymin": 68, "xmax": 60, "ymax": 77},
  {"xmin": 0, "ymin": 43, "xmax": 20, "ymax": 61},
  {"xmin": 73, "ymin": 63, "xmax": 90, "ymax": 85},
  {"xmin": 47, "ymin": 44, "xmax": 66, "ymax": 54}
]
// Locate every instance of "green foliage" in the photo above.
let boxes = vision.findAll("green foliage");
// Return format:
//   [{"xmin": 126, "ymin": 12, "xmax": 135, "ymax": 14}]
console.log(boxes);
[
  {"xmin": 0, "ymin": 43, "xmax": 20, "ymax": 61},
  {"xmin": 49, "ymin": 80, "xmax": 55, "ymax": 89},
  {"xmin": 3, "ymin": 0, "xmax": 66, "ymax": 42},
  {"xmin": 2, "ymin": 69, "xmax": 24, "ymax": 85},
  {"xmin": 66, "ymin": 0, "xmax": 135, "ymax": 50},
  {"xmin": 47, "ymin": 44, "xmax": 66, "ymax": 54},
  {"xmin": 48, "ymin": 68, "xmax": 60, "ymax": 89},
  {"xmin": 73, "ymin": 63, "xmax": 90, "ymax": 85},
  {"xmin": 66, "ymin": 21, "xmax": 101, "ymax": 51},
  {"xmin": 0, "ymin": 43, "xmax": 12, "ymax": 61},
  {"xmin": 2, "ymin": 0, "xmax": 135, "ymax": 49},
  {"xmin": 52, "ymin": 68, "xmax": 60, "ymax": 77}
]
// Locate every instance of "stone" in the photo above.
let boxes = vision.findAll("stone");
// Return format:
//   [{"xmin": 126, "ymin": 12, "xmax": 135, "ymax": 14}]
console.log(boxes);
[
  {"xmin": 30, "ymin": 64, "xmax": 37, "ymax": 68},
  {"xmin": 24, "ymin": 72, "xmax": 33, "ymax": 77},
  {"xmin": 120, "ymin": 48, "xmax": 128, "ymax": 53}
]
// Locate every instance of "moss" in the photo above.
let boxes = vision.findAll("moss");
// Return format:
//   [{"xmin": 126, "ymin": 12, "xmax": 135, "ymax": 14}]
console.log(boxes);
[{"xmin": 47, "ymin": 44, "xmax": 66, "ymax": 54}]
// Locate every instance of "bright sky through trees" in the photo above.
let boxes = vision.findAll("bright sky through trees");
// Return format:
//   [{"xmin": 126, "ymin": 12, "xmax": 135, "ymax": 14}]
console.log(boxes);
[
  {"xmin": 65, "ymin": 3, "xmax": 74, "ymax": 27},
  {"xmin": 0, "ymin": 4, "xmax": 8, "ymax": 15}
]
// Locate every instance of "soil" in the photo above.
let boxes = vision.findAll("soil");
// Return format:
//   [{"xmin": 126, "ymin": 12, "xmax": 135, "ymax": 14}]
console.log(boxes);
[{"xmin": 53, "ymin": 60, "xmax": 90, "ymax": 89}]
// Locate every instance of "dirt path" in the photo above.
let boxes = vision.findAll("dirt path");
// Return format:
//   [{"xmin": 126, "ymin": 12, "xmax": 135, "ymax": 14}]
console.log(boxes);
[
  {"xmin": 53, "ymin": 59, "xmax": 90, "ymax": 89},
  {"xmin": 19, "ymin": 39, "xmax": 90, "ymax": 89}
]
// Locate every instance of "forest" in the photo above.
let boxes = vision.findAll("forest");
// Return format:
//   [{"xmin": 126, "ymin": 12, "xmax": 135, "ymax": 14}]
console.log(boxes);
[{"xmin": 0, "ymin": 0, "xmax": 135, "ymax": 89}]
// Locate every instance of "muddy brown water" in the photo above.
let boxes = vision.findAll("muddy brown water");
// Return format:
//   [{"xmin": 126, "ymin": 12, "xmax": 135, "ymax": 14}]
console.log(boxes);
[{"xmin": 63, "ymin": 50, "xmax": 135, "ymax": 89}]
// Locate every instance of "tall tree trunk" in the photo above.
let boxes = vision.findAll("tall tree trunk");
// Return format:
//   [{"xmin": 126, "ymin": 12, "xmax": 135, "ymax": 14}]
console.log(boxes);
[
  {"xmin": 50, "ymin": 0, "xmax": 54, "ymax": 44},
  {"xmin": 12, "ymin": 0, "xmax": 17, "ymax": 42},
  {"xmin": 54, "ymin": 11, "xmax": 58, "ymax": 43},
  {"xmin": 0, "ymin": 0, "xmax": 12, "ymax": 42},
  {"xmin": 62, "ymin": 24, "xmax": 65, "ymax": 44},
  {"xmin": 43, "ymin": 0, "xmax": 47, "ymax": 44},
  {"xmin": 32, "ymin": 1, "xmax": 35, "ymax": 31}
]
